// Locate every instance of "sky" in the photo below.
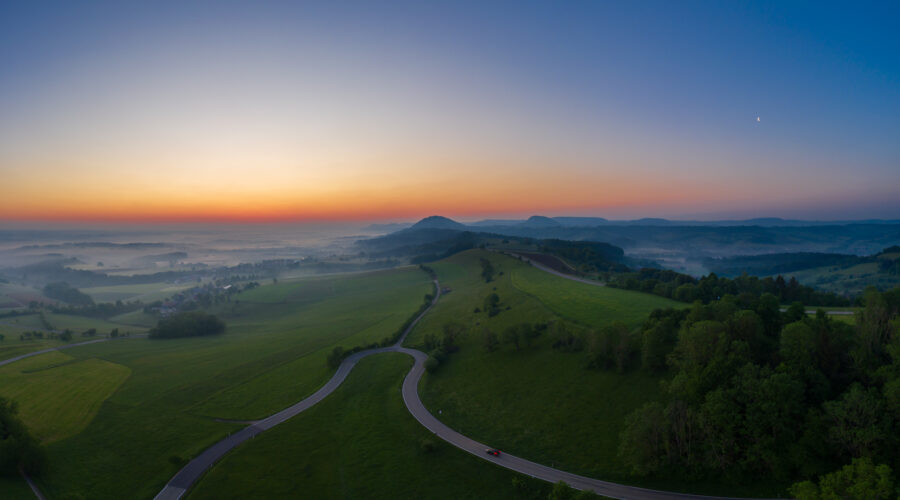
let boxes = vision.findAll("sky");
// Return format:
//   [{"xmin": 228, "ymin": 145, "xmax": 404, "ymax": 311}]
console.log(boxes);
[{"xmin": 1, "ymin": 0, "xmax": 898, "ymax": 223}]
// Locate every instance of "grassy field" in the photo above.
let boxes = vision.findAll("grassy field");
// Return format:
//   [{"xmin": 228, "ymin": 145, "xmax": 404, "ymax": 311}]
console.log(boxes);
[
  {"xmin": 510, "ymin": 261, "xmax": 681, "ymax": 327},
  {"xmin": 0, "ymin": 351, "xmax": 130, "ymax": 443},
  {"xmin": 188, "ymin": 353, "xmax": 549, "ymax": 500},
  {"xmin": 405, "ymin": 250, "xmax": 779, "ymax": 496},
  {"xmin": 31, "ymin": 266, "xmax": 433, "ymax": 499},
  {"xmin": 44, "ymin": 313, "xmax": 148, "ymax": 335},
  {"xmin": 0, "ymin": 312, "xmax": 148, "ymax": 362},
  {"xmin": 108, "ymin": 309, "xmax": 159, "ymax": 328},
  {"xmin": 80, "ymin": 282, "xmax": 193, "ymax": 303},
  {"xmin": 0, "ymin": 334, "xmax": 64, "ymax": 362},
  {"xmin": 0, "ymin": 477, "xmax": 35, "ymax": 500}
]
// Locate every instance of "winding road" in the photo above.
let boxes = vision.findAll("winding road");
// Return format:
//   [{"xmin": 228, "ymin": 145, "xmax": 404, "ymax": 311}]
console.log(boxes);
[{"xmin": 153, "ymin": 273, "xmax": 777, "ymax": 500}]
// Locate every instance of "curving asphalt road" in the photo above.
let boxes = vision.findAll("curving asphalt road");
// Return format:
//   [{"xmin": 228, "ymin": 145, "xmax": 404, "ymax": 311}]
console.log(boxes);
[{"xmin": 153, "ymin": 273, "xmax": 780, "ymax": 500}]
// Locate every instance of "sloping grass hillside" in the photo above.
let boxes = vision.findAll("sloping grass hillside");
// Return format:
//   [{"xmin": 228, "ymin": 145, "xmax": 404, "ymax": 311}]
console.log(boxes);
[{"xmin": 405, "ymin": 250, "xmax": 774, "ymax": 496}]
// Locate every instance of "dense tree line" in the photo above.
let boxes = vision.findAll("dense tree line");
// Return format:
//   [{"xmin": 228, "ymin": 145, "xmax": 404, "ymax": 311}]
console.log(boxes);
[
  {"xmin": 148, "ymin": 311, "xmax": 225, "ymax": 339},
  {"xmin": 0, "ymin": 397, "xmax": 44, "ymax": 476},
  {"xmin": 537, "ymin": 239, "xmax": 628, "ymax": 273},
  {"xmin": 615, "ymin": 287, "xmax": 900, "ymax": 497},
  {"xmin": 608, "ymin": 268, "xmax": 852, "ymax": 306}
]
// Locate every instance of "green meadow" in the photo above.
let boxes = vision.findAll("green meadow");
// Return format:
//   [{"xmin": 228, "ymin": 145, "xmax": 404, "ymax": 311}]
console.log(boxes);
[
  {"xmin": 18, "ymin": 267, "xmax": 432, "ymax": 499},
  {"xmin": 0, "ymin": 477, "xmax": 34, "ymax": 500},
  {"xmin": 0, "ymin": 312, "xmax": 148, "ymax": 362},
  {"xmin": 0, "ymin": 351, "xmax": 130, "ymax": 443},
  {"xmin": 188, "ymin": 353, "xmax": 548, "ymax": 500},
  {"xmin": 80, "ymin": 282, "xmax": 194, "ymax": 303}
]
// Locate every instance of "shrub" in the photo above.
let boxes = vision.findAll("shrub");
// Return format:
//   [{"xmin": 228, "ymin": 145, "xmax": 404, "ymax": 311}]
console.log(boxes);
[
  {"xmin": 326, "ymin": 346, "xmax": 345, "ymax": 369},
  {"xmin": 424, "ymin": 355, "xmax": 440, "ymax": 373}
]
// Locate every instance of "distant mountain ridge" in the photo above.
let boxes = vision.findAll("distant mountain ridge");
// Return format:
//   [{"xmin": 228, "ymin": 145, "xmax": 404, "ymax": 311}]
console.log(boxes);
[
  {"xmin": 366, "ymin": 215, "xmax": 900, "ymax": 258},
  {"xmin": 463, "ymin": 215, "xmax": 900, "ymax": 228},
  {"xmin": 408, "ymin": 215, "xmax": 468, "ymax": 230}
]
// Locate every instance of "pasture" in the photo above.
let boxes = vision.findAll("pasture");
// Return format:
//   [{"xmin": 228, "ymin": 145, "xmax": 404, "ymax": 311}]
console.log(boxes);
[
  {"xmin": 188, "ymin": 353, "xmax": 547, "ymax": 499},
  {"xmin": 0, "ymin": 351, "xmax": 130, "ymax": 443},
  {"xmin": 30, "ymin": 266, "xmax": 432, "ymax": 499},
  {"xmin": 80, "ymin": 282, "xmax": 194, "ymax": 303}
]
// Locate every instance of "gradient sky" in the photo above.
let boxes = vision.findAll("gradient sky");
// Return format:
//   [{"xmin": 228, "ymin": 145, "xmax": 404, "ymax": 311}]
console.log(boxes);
[{"xmin": 1, "ymin": 1, "xmax": 898, "ymax": 222}]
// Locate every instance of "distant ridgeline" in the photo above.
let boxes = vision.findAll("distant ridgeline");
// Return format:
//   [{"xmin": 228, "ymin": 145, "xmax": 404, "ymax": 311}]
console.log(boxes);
[
  {"xmin": 704, "ymin": 246, "xmax": 900, "ymax": 277},
  {"xmin": 356, "ymin": 218, "xmax": 857, "ymax": 305}
]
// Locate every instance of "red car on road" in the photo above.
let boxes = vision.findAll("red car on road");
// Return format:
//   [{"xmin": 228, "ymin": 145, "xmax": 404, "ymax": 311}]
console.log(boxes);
[{"xmin": 486, "ymin": 448, "xmax": 501, "ymax": 456}]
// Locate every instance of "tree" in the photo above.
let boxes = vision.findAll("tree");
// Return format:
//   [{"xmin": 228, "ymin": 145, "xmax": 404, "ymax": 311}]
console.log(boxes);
[
  {"xmin": 442, "ymin": 322, "xmax": 465, "ymax": 352},
  {"xmin": 483, "ymin": 293, "xmax": 500, "ymax": 317},
  {"xmin": 548, "ymin": 481, "xmax": 576, "ymax": 500},
  {"xmin": 522, "ymin": 323, "xmax": 542, "ymax": 347},
  {"xmin": 148, "ymin": 312, "xmax": 225, "ymax": 339},
  {"xmin": 0, "ymin": 397, "xmax": 45, "ymax": 476},
  {"xmin": 326, "ymin": 346, "xmax": 345, "ymax": 369},
  {"xmin": 619, "ymin": 402, "xmax": 668, "ymax": 475},
  {"xmin": 502, "ymin": 326, "xmax": 521, "ymax": 351},
  {"xmin": 823, "ymin": 384, "xmax": 888, "ymax": 458},
  {"xmin": 424, "ymin": 355, "xmax": 440, "ymax": 373},
  {"xmin": 483, "ymin": 329, "xmax": 500, "ymax": 353},
  {"xmin": 854, "ymin": 289, "xmax": 894, "ymax": 376},
  {"xmin": 784, "ymin": 301, "xmax": 807, "ymax": 324},
  {"xmin": 479, "ymin": 258, "xmax": 495, "ymax": 282},
  {"xmin": 790, "ymin": 457, "xmax": 894, "ymax": 500},
  {"xmin": 423, "ymin": 332, "xmax": 439, "ymax": 351},
  {"xmin": 641, "ymin": 325, "xmax": 669, "ymax": 373}
]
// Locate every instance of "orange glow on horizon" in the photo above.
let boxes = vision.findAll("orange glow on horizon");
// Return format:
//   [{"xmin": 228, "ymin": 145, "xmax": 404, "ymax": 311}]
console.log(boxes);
[{"xmin": 0, "ymin": 165, "xmax": 751, "ymax": 223}]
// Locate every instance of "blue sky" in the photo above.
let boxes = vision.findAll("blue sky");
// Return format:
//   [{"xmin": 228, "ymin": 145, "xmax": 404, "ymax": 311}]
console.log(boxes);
[{"xmin": 1, "ymin": 1, "xmax": 898, "ymax": 221}]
